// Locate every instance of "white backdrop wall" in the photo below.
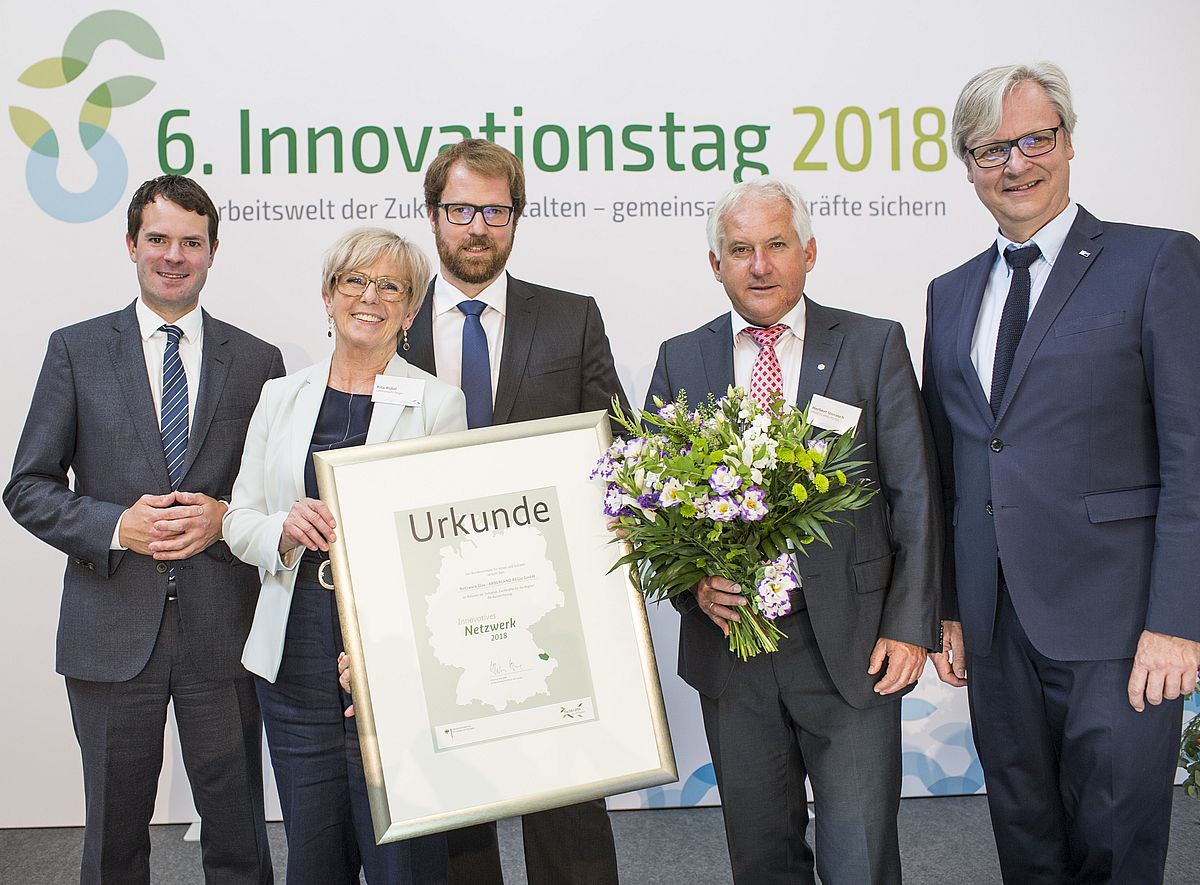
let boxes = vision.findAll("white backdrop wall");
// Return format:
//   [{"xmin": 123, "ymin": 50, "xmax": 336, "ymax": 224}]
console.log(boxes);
[{"xmin": 1, "ymin": 1, "xmax": 1197, "ymax": 827}]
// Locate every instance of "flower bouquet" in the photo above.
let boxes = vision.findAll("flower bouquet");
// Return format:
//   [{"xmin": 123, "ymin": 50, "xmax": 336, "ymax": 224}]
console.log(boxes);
[
  {"xmin": 592, "ymin": 386, "xmax": 876, "ymax": 660},
  {"xmin": 1181, "ymin": 708, "xmax": 1200, "ymax": 798}
]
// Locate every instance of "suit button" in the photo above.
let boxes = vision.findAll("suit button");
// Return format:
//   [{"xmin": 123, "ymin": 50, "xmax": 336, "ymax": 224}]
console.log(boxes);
[
  {"xmin": 989, "ymin": 438, "xmax": 1003, "ymax": 452},
  {"xmin": 156, "ymin": 563, "xmax": 168, "ymax": 574},
  {"xmin": 985, "ymin": 501, "xmax": 993, "ymax": 515}
]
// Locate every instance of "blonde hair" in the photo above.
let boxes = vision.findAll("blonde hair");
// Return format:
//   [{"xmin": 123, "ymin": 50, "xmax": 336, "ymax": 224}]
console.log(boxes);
[
  {"xmin": 952, "ymin": 62, "xmax": 1078, "ymax": 164},
  {"xmin": 321, "ymin": 227, "xmax": 432, "ymax": 316}
]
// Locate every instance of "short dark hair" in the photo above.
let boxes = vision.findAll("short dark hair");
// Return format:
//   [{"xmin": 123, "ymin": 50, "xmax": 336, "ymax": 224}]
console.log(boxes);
[
  {"xmin": 423, "ymin": 139, "xmax": 526, "ymax": 221},
  {"xmin": 126, "ymin": 175, "xmax": 219, "ymax": 251}
]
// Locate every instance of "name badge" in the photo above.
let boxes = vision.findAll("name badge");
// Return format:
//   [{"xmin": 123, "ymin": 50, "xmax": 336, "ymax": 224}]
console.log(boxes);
[
  {"xmin": 372, "ymin": 375, "xmax": 424, "ymax": 407},
  {"xmin": 808, "ymin": 394, "xmax": 861, "ymax": 434}
]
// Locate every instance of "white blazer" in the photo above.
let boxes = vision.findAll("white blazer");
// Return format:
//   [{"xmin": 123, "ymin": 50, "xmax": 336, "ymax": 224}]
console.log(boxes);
[{"xmin": 224, "ymin": 354, "xmax": 467, "ymax": 681}]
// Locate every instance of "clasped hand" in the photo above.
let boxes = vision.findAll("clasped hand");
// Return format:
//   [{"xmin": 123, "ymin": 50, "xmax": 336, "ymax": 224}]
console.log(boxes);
[{"xmin": 121, "ymin": 491, "xmax": 226, "ymax": 560}]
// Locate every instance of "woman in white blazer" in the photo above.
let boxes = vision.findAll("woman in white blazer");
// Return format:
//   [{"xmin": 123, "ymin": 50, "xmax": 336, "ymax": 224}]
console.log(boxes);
[{"xmin": 224, "ymin": 228, "xmax": 466, "ymax": 885}]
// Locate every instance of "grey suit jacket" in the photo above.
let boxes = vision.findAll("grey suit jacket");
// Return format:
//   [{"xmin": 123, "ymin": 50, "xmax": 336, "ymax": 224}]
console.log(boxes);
[
  {"xmin": 646, "ymin": 297, "xmax": 942, "ymax": 709},
  {"xmin": 5, "ymin": 300, "xmax": 285, "ymax": 682},
  {"xmin": 405, "ymin": 273, "xmax": 630, "ymax": 423}
]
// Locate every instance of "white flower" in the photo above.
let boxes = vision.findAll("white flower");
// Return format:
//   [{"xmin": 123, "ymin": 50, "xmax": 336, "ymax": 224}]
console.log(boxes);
[
  {"xmin": 707, "ymin": 496, "xmax": 740, "ymax": 521},
  {"xmin": 659, "ymin": 477, "xmax": 686, "ymax": 507},
  {"xmin": 709, "ymin": 465, "xmax": 741, "ymax": 495},
  {"xmin": 740, "ymin": 496, "xmax": 768, "ymax": 521},
  {"xmin": 623, "ymin": 437, "xmax": 648, "ymax": 460}
]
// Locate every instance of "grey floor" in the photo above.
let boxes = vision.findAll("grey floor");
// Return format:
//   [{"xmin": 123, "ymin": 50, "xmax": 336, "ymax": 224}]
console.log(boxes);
[{"xmin": 2, "ymin": 793, "xmax": 1199, "ymax": 884}]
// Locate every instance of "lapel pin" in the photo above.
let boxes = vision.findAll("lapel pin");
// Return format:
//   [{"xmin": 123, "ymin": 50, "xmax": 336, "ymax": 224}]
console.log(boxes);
[
  {"xmin": 1079, "ymin": 250, "xmax": 1091, "ymax": 257},
  {"xmin": 817, "ymin": 363, "xmax": 826, "ymax": 371}
]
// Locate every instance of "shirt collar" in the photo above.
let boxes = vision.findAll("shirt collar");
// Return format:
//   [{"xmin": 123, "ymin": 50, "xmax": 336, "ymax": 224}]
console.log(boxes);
[
  {"xmin": 136, "ymin": 298, "xmax": 203, "ymax": 342},
  {"xmin": 732, "ymin": 296, "xmax": 807, "ymax": 346},
  {"xmin": 994, "ymin": 200, "xmax": 1078, "ymax": 271},
  {"xmin": 433, "ymin": 271, "xmax": 509, "ymax": 317}
]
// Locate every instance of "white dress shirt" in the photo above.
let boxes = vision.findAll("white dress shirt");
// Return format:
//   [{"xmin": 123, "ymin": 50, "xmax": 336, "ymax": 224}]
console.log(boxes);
[
  {"xmin": 971, "ymin": 201, "xmax": 1078, "ymax": 392},
  {"xmin": 431, "ymin": 272, "xmax": 507, "ymax": 403},
  {"xmin": 732, "ymin": 297, "xmax": 807, "ymax": 401},
  {"xmin": 112, "ymin": 300, "xmax": 205, "ymax": 548}
]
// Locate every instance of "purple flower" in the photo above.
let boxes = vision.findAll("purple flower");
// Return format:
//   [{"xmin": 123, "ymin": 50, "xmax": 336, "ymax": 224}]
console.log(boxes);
[
  {"xmin": 589, "ymin": 457, "xmax": 616, "ymax": 480},
  {"xmin": 709, "ymin": 465, "xmax": 741, "ymax": 495},
  {"xmin": 637, "ymin": 491, "xmax": 660, "ymax": 511},
  {"xmin": 739, "ymin": 486, "xmax": 768, "ymax": 520},
  {"xmin": 755, "ymin": 553, "xmax": 798, "ymax": 618},
  {"xmin": 755, "ymin": 581, "xmax": 793, "ymax": 620},
  {"xmin": 707, "ymin": 496, "xmax": 740, "ymax": 522},
  {"xmin": 623, "ymin": 437, "xmax": 648, "ymax": 459},
  {"xmin": 603, "ymin": 484, "xmax": 633, "ymax": 517}
]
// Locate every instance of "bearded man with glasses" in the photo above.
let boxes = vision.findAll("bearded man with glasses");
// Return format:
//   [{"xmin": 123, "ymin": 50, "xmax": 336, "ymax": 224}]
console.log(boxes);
[
  {"xmin": 401, "ymin": 137, "xmax": 628, "ymax": 885},
  {"xmin": 922, "ymin": 61, "xmax": 1200, "ymax": 884}
]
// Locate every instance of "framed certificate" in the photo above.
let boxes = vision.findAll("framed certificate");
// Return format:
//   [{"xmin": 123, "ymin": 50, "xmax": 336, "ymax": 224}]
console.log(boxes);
[{"xmin": 314, "ymin": 410, "xmax": 676, "ymax": 844}]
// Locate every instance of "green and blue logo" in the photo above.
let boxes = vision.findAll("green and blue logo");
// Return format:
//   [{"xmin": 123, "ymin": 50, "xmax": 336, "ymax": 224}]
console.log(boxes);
[{"xmin": 9, "ymin": 10, "xmax": 162, "ymax": 223}]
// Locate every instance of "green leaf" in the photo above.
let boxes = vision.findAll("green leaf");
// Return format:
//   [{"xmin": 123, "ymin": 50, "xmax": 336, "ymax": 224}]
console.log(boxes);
[{"xmin": 18, "ymin": 57, "xmax": 74, "ymax": 88}]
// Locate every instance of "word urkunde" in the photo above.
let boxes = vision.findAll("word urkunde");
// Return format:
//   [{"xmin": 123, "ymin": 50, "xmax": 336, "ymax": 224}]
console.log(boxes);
[{"xmin": 408, "ymin": 495, "xmax": 551, "ymax": 543}]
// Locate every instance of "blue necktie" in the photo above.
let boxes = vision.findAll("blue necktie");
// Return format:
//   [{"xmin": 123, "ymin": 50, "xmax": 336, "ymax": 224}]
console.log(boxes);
[
  {"xmin": 990, "ymin": 243, "xmax": 1041, "ymax": 417},
  {"xmin": 458, "ymin": 300, "xmax": 493, "ymax": 428},
  {"xmin": 160, "ymin": 324, "xmax": 189, "ymax": 488}
]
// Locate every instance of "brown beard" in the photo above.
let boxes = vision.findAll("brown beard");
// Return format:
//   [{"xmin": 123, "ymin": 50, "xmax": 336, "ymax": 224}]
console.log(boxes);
[{"xmin": 435, "ymin": 228, "xmax": 512, "ymax": 286}]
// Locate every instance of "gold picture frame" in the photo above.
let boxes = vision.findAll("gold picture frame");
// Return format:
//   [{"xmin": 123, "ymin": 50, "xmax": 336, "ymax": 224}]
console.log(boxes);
[{"xmin": 315, "ymin": 410, "xmax": 676, "ymax": 843}]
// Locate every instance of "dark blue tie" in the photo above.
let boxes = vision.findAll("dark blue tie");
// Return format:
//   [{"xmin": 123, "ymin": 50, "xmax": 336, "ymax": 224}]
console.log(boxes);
[
  {"xmin": 990, "ymin": 243, "xmax": 1041, "ymax": 417},
  {"xmin": 160, "ymin": 324, "xmax": 189, "ymax": 488},
  {"xmin": 458, "ymin": 300, "xmax": 493, "ymax": 428}
]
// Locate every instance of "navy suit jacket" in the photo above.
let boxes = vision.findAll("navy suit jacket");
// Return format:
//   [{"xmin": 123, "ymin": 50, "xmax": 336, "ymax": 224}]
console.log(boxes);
[
  {"xmin": 405, "ymin": 273, "xmax": 630, "ymax": 423},
  {"xmin": 922, "ymin": 206, "xmax": 1200, "ymax": 661},
  {"xmin": 647, "ymin": 297, "xmax": 942, "ymax": 709},
  {"xmin": 5, "ymin": 301, "xmax": 285, "ymax": 681}
]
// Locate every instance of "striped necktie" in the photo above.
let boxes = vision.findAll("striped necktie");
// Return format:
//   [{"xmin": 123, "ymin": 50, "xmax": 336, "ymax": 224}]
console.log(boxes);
[{"xmin": 160, "ymin": 324, "xmax": 189, "ymax": 488}]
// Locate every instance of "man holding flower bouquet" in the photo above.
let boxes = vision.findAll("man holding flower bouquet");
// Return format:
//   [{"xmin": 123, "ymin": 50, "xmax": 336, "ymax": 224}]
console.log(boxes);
[{"xmin": 643, "ymin": 177, "xmax": 942, "ymax": 885}]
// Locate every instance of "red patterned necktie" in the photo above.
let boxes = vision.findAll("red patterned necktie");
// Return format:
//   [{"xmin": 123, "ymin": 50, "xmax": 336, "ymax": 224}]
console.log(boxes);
[{"xmin": 743, "ymin": 324, "xmax": 789, "ymax": 407}]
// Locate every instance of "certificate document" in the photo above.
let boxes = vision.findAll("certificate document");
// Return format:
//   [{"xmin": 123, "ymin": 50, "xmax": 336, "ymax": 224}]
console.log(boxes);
[{"xmin": 396, "ymin": 486, "xmax": 597, "ymax": 750}]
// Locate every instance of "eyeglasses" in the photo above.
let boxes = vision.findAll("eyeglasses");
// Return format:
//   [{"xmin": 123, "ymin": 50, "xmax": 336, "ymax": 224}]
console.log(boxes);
[
  {"xmin": 334, "ymin": 271, "xmax": 411, "ymax": 303},
  {"xmin": 437, "ymin": 203, "xmax": 515, "ymax": 227},
  {"xmin": 968, "ymin": 126, "xmax": 1061, "ymax": 168}
]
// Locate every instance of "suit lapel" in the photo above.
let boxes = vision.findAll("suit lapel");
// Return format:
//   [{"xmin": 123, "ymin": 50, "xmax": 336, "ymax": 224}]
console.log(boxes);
[
  {"xmin": 181, "ymin": 310, "xmax": 229, "ymax": 481},
  {"xmin": 699, "ymin": 314, "xmax": 734, "ymax": 397},
  {"xmin": 494, "ymin": 274, "xmax": 534, "ymax": 425},
  {"xmin": 290, "ymin": 360, "xmax": 330, "ymax": 498},
  {"xmin": 954, "ymin": 247, "xmax": 997, "ymax": 426},
  {"xmin": 995, "ymin": 207, "xmax": 1102, "ymax": 423},
  {"xmin": 109, "ymin": 302, "xmax": 173, "ymax": 489},
  {"xmin": 796, "ymin": 298, "xmax": 843, "ymax": 406},
  {"xmin": 406, "ymin": 281, "xmax": 438, "ymax": 375}
]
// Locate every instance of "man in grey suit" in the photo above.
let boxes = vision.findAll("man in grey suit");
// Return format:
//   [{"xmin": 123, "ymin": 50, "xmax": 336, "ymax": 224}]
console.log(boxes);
[
  {"xmin": 924, "ymin": 62, "xmax": 1200, "ymax": 883},
  {"xmin": 5, "ymin": 175, "xmax": 283, "ymax": 884},
  {"xmin": 401, "ymin": 138, "xmax": 627, "ymax": 885},
  {"xmin": 646, "ymin": 177, "xmax": 941, "ymax": 885}
]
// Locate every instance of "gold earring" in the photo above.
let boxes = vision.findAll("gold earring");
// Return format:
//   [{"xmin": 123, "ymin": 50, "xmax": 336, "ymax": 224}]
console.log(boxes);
[
  {"xmin": 402, "ymin": 327, "xmax": 410, "ymax": 351},
  {"xmin": 327, "ymin": 315, "xmax": 333, "ymax": 338}
]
